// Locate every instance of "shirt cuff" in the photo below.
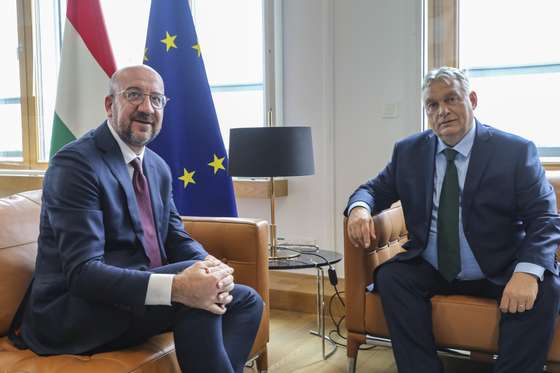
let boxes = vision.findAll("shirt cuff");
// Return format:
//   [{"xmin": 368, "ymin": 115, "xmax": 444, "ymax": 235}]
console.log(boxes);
[
  {"xmin": 514, "ymin": 262, "xmax": 545, "ymax": 281},
  {"xmin": 348, "ymin": 201, "xmax": 371, "ymax": 214},
  {"xmin": 145, "ymin": 274, "xmax": 175, "ymax": 305}
]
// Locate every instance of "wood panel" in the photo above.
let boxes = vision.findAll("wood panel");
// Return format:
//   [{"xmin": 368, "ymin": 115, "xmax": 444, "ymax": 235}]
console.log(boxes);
[
  {"xmin": 270, "ymin": 271, "xmax": 345, "ymax": 316},
  {"xmin": 0, "ymin": 175, "xmax": 43, "ymax": 197},
  {"xmin": 0, "ymin": 175, "xmax": 285, "ymax": 199},
  {"xmin": 234, "ymin": 178, "xmax": 288, "ymax": 198}
]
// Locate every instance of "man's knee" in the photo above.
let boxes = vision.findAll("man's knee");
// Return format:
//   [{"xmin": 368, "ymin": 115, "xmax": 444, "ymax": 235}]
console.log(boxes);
[
  {"xmin": 231, "ymin": 285, "xmax": 263, "ymax": 314},
  {"xmin": 376, "ymin": 261, "xmax": 408, "ymax": 295}
]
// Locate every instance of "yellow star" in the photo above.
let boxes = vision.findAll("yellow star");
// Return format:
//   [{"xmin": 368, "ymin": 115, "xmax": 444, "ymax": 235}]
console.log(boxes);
[
  {"xmin": 208, "ymin": 154, "xmax": 226, "ymax": 174},
  {"xmin": 143, "ymin": 47, "xmax": 148, "ymax": 61},
  {"xmin": 161, "ymin": 32, "xmax": 177, "ymax": 52},
  {"xmin": 178, "ymin": 168, "xmax": 196, "ymax": 188},
  {"xmin": 192, "ymin": 43, "xmax": 201, "ymax": 57}
]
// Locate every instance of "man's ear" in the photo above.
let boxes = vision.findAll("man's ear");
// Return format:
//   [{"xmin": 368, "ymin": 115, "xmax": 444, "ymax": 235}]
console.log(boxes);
[
  {"xmin": 105, "ymin": 95, "xmax": 113, "ymax": 118},
  {"xmin": 469, "ymin": 90, "xmax": 478, "ymax": 110}
]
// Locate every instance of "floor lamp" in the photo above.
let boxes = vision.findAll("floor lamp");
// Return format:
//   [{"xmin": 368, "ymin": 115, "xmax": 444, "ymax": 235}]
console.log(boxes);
[{"xmin": 228, "ymin": 126, "xmax": 315, "ymax": 260}]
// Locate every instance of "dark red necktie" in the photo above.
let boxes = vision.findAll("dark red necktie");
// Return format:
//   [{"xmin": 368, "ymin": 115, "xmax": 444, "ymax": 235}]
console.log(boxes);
[{"xmin": 130, "ymin": 158, "xmax": 162, "ymax": 268}]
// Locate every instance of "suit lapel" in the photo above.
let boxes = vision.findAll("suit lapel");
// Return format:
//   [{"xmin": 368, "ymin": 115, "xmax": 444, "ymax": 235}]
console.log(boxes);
[
  {"xmin": 422, "ymin": 132, "xmax": 438, "ymax": 225},
  {"xmin": 462, "ymin": 121, "xmax": 494, "ymax": 230},
  {"xmin": 94, "ymin": 123, "xmax": 144, "ymax": 239}
]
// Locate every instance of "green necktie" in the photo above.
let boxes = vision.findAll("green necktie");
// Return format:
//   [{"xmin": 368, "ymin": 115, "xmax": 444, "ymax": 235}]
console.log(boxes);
[{"xmin": 438, "ymin": 148, "xmax": 461, "ymax": 282}]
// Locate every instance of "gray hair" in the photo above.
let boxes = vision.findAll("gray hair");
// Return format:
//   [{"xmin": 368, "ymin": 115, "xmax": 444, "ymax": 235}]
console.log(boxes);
[{"xmin": 422, "ymin": 66, "xmax": 471, "ymax": 95}]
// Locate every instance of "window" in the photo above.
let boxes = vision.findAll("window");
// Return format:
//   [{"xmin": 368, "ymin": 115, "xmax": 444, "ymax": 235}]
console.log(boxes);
[
  {"xmin": 0, "ymin": 0, "xmax": 24, "ymax": 163},
  {"xmin": 0, "ymin": 0, "xmax": 63, "ymax": 168},
  {"xmin": 426, "ymin": 0, "xmax": 560, "ymax": 160},
  {"xmin": 1, "ymin": 0, "xmax": 277, "ymax": 170},
  {"xmin": 35, "ymin": 0, "xmax": 65, "ymax": 162},
  {"xmin": 191, "ymin": 0, "xmax": 266, "ymax": 150}
]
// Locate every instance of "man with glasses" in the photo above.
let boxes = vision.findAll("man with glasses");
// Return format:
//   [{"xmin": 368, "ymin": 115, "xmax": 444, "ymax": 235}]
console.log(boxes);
[
  {"xmin": 11, "ymin": 65, "xmax": 263, "ymax": 373},
  {"xmin": 345, "ymin": 66, "xmax": 560, "ymax": 372}
]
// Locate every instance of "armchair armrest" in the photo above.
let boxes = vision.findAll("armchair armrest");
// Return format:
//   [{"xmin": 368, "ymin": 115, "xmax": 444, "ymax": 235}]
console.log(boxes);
[
  {"xmin": 343, "ymin": 203, "xmax": 407, "ymax": 336},
  {"xmin": 343, "ymin": 217, "xmax": 369, "ymax": 337},
  {"xmin": 181, "ymin": 216, "xmax": 269, "ymax": 306},
  {"xmin": 181, "ymin": 216, "xmax": 270, "ymax": 363}
]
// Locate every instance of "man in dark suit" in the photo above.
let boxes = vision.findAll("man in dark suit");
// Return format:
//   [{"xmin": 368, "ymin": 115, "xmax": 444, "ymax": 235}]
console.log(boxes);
[
  {"xmin": 345, "ymin": 66, "xmax": 560, "ymax": 373},
  {"xmin": 11, "ymin": 65, "xmax": 262, "ymax": 373}
]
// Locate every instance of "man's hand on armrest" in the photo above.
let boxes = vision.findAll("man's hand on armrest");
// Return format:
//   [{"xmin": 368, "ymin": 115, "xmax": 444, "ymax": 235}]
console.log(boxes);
[
  {"xmin": 347, "ymin": 206, "xmax": 376, "ymax": 249},
  {"xmin": 171, "ymin": 259, "xmax": 235, "ymax": 315},
  {"xmin": 499, "ymin": 272, "xmax": 538, "ymax": 314}
]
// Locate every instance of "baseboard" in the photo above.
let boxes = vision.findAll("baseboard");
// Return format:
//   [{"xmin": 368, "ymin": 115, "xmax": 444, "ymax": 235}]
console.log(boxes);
[{"xmin": 269, "ymin": 271, "xmax": 345, "ymax": 317}]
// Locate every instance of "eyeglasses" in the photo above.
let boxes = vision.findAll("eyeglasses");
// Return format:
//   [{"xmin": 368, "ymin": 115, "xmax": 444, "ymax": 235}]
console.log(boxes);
[
  {"xmin": 424, "ymin": 93, "xmax": 463, "ymax": 115},
  {"xmin": 116, "ymin": 88, "xmax": 169, "ymax": 109}
]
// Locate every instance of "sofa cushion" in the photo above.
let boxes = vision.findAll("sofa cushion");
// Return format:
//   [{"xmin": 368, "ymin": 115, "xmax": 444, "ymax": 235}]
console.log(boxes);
[
  {"xmin": 0, "ymin": 191, "xmax": 41, "ymax": 336},
  {"xmin": 0, "ymin": 333, "xmax": 179, "ymax": 373}
]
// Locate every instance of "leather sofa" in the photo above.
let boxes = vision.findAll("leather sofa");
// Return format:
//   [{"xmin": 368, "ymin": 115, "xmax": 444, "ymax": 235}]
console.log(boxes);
[
  {"xmin": 0, "ymin": 190, "xmax": 269, "ymax": 372},
  {"xmin": 344, "ymin": 170, "xmax": 560, "ymax": 372}
]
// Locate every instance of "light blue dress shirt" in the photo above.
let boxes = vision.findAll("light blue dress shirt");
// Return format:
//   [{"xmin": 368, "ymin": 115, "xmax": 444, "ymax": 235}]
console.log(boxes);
[
  {"xmin": 424, "ymin": 122, "xmax": 483, "ymax": 280},
  {"xmin": 350, "ymin": 120, "xmax": 544, "ymax": 281}
]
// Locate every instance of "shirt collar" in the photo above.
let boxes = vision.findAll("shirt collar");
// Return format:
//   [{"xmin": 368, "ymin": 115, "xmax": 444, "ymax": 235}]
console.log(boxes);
[
  {"xmin": 436, "ymin": 118, "xmax": 476, "ymax": 158},
  {"xmin": 107, "ymin": 120, "xmax": 145, "ymax": 165}
]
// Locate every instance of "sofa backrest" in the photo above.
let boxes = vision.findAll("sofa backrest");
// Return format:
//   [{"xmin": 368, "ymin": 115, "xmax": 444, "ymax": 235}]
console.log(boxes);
[{"xmin": 0, "ymin": 190, "xmax": 42, "ymax": 337}]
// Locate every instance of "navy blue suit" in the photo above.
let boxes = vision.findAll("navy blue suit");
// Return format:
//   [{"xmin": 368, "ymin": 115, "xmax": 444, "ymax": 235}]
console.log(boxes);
[
  {"xmin": 346, "ymin": 122, "xmax": 560, "ymax": 372},
  {"xmin": 11, "ymin": 122, "xmax": 262, "ymax": 373}
]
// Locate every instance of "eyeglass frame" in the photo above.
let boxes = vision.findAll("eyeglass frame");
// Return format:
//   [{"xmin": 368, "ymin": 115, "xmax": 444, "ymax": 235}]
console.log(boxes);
[
  {"xmin": 424, "ymin": 92, "xmax": 466, "ymax": 115},
  {"xmin": 114, "ymin": 87, "xmax": 170, "ymax": 109}
]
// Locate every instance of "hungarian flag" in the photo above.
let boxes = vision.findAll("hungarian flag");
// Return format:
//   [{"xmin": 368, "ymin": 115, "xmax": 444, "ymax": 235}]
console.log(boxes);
[{"xmin": 49, "ymin": 0, "xmax": 116, "ymax": 158}]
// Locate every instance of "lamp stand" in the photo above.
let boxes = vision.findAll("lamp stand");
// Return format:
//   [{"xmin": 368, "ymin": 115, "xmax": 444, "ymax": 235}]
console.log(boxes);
[{"xmin": 269, "ymin": 176, "xmax": 299, "ymax": 260}]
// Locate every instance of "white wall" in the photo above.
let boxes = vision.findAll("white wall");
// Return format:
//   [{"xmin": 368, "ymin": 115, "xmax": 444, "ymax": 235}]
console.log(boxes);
[{"xmin": 236, "ymin": 0, "xmax": 424, "ymax": 276}]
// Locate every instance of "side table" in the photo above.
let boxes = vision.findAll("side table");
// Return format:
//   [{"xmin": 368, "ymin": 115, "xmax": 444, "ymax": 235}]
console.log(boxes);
[{"xmin": 269, "ymin": 248, "xmax": 343, "ymax": 359}]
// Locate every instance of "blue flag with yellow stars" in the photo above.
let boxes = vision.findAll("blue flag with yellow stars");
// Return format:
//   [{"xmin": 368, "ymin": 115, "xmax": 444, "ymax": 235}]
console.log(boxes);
[{"xmin": 144, "ymin": 0, "xmax": 237, "ymax": 217}]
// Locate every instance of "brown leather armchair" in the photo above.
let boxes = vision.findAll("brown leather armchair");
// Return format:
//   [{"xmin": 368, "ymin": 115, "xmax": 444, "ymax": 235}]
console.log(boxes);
[
  {"xmin": 0, "ymin": 190, "xmax": 269, "ymax": 372},
  {"xmin": 344, "ymin": 171, "xmax": 560, "ymax": 373}
]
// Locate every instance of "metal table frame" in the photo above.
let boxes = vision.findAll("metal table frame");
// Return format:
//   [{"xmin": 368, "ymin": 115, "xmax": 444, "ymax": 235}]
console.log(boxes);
[{"xmin": 269, "ymin": 248, "xmax": 343, "ymax": 359}]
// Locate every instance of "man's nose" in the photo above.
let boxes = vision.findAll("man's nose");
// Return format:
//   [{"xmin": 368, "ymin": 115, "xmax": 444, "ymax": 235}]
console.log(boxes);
[
  {"xmin": 437, "ymin": 102, "xmax": 450, "ymax": 116},
  {"xmin": 137, "ymin": 95, "xmax": 155, "ymax": 113}
]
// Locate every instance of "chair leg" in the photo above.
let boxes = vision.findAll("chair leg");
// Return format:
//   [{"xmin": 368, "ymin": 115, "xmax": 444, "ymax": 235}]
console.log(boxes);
[
  {"xmin": 256, "ymin": 347, "xmax": 268, "ymax": 373},
  {"xmin": 347, "ymin": 336, "xmax": 360, "ymax": 373}
]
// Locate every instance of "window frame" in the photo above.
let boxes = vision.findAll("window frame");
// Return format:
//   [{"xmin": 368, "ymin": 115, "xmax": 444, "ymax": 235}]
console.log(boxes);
[
  {"xmin": 426, "ymin": 0, "xmax": 560, "ymax": 168},
  {"xmin": 0, "ymin": 0, "xmax": 45, "ymax": 171}
]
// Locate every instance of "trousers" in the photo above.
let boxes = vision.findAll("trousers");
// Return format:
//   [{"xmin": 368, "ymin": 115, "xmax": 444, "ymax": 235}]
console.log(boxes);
[
  {"xmin": 376, "ymin": 257, "xmax": 560, "ymax": 373},
  {"xmin": 93, "ymin": 261, "xmax": 263, "ymax": 373}
]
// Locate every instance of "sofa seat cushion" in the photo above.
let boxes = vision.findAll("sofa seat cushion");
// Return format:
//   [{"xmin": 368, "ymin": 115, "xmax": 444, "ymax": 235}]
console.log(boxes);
[
  {"xmin": 0, "ymin": 333, "xmax": 179, "ymax": 373},
  {"xmin": 364, "ymin": 292, "xmax": 560, "ymax": 362}
]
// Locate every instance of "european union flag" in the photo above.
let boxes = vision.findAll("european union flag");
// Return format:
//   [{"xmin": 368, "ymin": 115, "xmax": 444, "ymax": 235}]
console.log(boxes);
[{"xmin": 144, "ymin": 0, "xmax": 237, "ymax": 217}]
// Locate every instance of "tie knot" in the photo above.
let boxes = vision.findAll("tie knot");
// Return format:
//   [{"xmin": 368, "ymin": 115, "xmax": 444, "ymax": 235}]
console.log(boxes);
[
  {"xmin": 130, "ymin": 158, "xmax": 143, "ymax": 173},
  {"xmin": 443, "ymin": 148, "xmax": 457, "ymax": 162}
]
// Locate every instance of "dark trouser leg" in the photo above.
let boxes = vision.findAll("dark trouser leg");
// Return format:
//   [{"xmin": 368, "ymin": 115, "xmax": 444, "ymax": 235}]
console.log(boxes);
[
  {"xmin": 221, "ymin": 285, "xmax": 263, "ymax": 371},
  {"xmin": 375, "ymin": 258, "xmax": 447, "ymax": 373},
  {"xmin": 173, "ymin": 284, "xmax": 262, "ymax": 373},
  {"xmin": 96, "ymin": 261, "xmax": 263, "ymax": 373},
  {"xmin": 494, "ymin": 273, "xmax": 560, "ymax": 373}
]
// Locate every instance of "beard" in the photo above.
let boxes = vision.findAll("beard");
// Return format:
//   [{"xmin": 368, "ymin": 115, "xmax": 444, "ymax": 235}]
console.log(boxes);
[{"xmin": 115, "ymin": 110, "xmax": 161, "ymax": 148}]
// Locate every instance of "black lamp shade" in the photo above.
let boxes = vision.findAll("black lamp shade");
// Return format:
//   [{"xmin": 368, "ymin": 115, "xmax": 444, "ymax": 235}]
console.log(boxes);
[{"xmin": 228, "ymin": 127, "xmax": 315, "ymax": 177}]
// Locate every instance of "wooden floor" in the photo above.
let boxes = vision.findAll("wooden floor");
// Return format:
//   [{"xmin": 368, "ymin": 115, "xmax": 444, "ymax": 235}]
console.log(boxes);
[{"xmin": 244, "ymin": 309, "xmax": 495, "ymax": 373}]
